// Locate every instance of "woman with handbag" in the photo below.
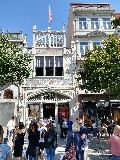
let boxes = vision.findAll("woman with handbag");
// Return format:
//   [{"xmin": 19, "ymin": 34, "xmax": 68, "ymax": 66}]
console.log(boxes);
[{"xmin": 65, "ymin": 123, "xmax": 83, "ymax": 160}]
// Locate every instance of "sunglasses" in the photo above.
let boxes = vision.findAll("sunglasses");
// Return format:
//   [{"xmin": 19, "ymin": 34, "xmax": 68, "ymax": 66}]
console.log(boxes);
[{"xmin": 79, "ymin": 123, "xmax": 82, "ymax": 124}]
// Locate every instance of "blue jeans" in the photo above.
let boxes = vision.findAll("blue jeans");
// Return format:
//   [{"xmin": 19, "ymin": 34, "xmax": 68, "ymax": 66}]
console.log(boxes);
[
  {"xmin": 93, "ymin": 128, "xmax": 97, "ymax": 137},
  {"xmin": 112, "ymin": 156, "xmax": 120, "ymax": 160},
  {"xmin": 46, "ymin": 148, "xmax": 55, "ymax": 160},
  {"xmin": 29, "ymin": 156, "xmax": 36, "ymax": 160}
]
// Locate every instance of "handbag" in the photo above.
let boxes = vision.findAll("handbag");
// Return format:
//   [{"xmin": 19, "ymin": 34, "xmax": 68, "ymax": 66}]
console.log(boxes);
[{"xmin": 64, "ymin": 134, "xmax": 77, "ymax": 160}]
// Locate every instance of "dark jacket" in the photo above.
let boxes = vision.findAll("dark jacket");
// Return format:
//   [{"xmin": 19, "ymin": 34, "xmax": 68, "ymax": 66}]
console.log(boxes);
[
  {"xmin": 27, "ymin": 130, "xmax": 39, "ymax": 157},
  {"xmin": 65, "ymin": 132, "xmax": 83, "ymax": 160},
  {"xmin": 44, "ymin": 130, "xmax": 57, "ymax": 149}
]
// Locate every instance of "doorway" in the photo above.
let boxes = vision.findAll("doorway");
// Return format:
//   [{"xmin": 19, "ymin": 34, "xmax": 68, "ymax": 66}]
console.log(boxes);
[{"xmin": 43, "ymin": 103, "xmax": 55, "ymax": 120}]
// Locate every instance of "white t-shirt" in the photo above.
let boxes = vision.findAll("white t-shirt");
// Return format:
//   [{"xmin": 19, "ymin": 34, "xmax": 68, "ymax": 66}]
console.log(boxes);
[
  {"xmin": 92, "ymin": 123, "xmax": 97, "ymax": 128},
  {"xmin": 62, "ymin": 121, "xmax": 68, "ymax": 128},
  {"xmin": 38, "ymin": 127, "xmax": 47, "ymax": 143},
  {"xmin": 7, "ymin": 120, "xmax": 15, "ymax": 130}
]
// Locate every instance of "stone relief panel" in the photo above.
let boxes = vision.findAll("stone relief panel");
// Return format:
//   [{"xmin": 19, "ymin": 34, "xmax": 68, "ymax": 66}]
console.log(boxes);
[
  {"xmin": 36, "ymin": 48, "xmax": 63, "ymax": 56},
  {"xmin": 23, "ymin": 78, "xmax": 72, "ymax": 88}
]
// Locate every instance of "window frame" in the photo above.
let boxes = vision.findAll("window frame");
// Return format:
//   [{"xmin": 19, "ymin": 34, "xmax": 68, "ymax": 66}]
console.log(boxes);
[
  {"xmin": 79, "ymin": 18, "xmax": 87, "ymax": 29},
  {"xmin": 91, "ymin": 18, "xmax": 99, "ymax": 29}
]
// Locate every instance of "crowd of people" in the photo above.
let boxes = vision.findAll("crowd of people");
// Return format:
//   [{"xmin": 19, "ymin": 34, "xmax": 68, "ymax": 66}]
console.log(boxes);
[{"xmin": 0, "ymin": 116, "xmax": 120, "ymax": 160}]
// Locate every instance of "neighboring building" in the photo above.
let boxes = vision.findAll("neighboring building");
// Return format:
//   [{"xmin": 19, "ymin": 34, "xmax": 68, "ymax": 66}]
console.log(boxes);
[
  {"xmin": 20, "ymin": 24, "xmax": 77, "ymax": 125},
  {"xmin": 67, "ymin": 3, "xmax": 120, "ymax": 123},
  {"xmin": 0, "ymin": 31, "xmax": 27, "ymax": 127}
]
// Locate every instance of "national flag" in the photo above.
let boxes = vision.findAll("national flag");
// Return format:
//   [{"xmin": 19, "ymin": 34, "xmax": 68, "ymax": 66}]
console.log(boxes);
[{"xmin": 49, "ymin": 5, "xmax": 53, "ymax": 23}]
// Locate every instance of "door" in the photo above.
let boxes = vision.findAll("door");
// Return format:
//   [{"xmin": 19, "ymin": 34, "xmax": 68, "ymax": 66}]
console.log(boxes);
[{"xmin": 43, "ymin": 103, "xmax": 55, "ymax": 120}]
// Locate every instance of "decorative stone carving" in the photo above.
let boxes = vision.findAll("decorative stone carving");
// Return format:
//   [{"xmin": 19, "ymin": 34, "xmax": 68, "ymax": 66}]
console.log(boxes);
[
  {"xmin": 36, "ymin": 48, "xmax": 63, "ymax": 55},
  {"xmin": 23, "ymin": 78, "xmax": 72, "ymax": 88}
]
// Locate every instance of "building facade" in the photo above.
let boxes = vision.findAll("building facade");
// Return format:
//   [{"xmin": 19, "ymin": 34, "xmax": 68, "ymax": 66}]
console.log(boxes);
[
  {"xmin": 67, "ymin": 3, "xmax": 120, "ymax": 123},
  {"xmin": 19, "ymin": 24, "xmax": 78, "ymax": 126}
]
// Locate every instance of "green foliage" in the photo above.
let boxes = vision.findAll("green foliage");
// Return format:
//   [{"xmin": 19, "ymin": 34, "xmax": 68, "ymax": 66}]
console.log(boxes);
[
  {"xmin": 77, "ymin": 35, "xmax": 120, "ymax": 99},
  {"xmin": 111, "ymin": 17, "xmax": 120, "ymax": 28},
  {"xmin": 0, "ymin": 30, "xmax": 32, "ymax": 86}
]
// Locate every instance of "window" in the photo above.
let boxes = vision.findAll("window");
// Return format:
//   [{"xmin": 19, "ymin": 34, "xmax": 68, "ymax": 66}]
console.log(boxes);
[
  {"xmin": 93, "ymin": 42, "xmax": 101, "ymax": 48},
  {"xmin": 36, "ymin": 56, "xmax": 44, "ymax": 76},
  {"xmin": 55, "ymin": 56, "xmax": 63, "ymax": 76},
  {"xmin": 35, "ymin": 56, "xmax": 63, "ymax": 76},
  {"xmin": 102, "ymin": 18, "xmax": 111, "ymax": 29},
  {"xmin": 80, "ymin": 42, "xmax": 89, "ymax": 55},
  {"xmin": 79, "ymin": 18, "xmax": 87, "ymax": 29},
  {"xmin": 91, "ymin": 18, "xmax": 99, "ymax": 29},
  {"xmin": 45, "ymin": 56, "xmax": 54, "ymax": 76}
]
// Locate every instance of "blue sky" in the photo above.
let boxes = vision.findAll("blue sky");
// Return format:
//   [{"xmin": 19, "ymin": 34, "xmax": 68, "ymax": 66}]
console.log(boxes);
[{"xmin": 0, "ymin": 0, "xmax": 120, "ymax": 46}]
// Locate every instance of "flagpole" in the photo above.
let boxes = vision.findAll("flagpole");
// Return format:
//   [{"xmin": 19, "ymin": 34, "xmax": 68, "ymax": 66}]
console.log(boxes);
[{"xmin": 48, "ymin": 5, "xmax": 50, "ymax": 28}]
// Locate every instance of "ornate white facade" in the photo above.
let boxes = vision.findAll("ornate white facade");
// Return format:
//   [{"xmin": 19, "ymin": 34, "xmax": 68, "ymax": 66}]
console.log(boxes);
[{"xmin": 17, "ymin": 24, "xmax": 79, "ymax": 125}]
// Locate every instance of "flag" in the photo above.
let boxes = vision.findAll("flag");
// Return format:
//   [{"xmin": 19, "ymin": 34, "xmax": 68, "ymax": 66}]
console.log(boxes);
[{"xmin": 49, "ymin": 5, "xmax": 53, "ymax": 23}]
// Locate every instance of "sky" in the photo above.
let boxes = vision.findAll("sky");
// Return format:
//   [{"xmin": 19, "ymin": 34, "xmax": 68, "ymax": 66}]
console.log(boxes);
[{"xmin": 0, "ymin": 0, "xmax": 120, "ymax": 47}]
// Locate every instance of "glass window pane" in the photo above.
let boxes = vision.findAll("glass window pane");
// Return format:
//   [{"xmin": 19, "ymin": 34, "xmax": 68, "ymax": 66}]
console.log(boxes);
[
  {"xmin": 83, "ymin": 22, "xmax": 87, "ymax": 29},
  {"xmin": 46, "ymin": 56, "xmax": 54, "ymax": 67},
  {"xmin": 36, "ymin": 56, "xmax": 44, "ymax": 67},
  {"xmin": 107, "ymin": 22, "xmax": 111, "ymax": 29},
  {"xmin": 79, "ymin": 22, "xmax": 82, "ymax": 29},
  {"xmin": 91, "ymin": 22, "xmax": 94, "ymax": 29},
  {"xmin": 80, "ymin": 42, "xmax": 88, "ymax": 45},
  {"xmin": 95, "ymin": 22, "xmax": 99, "ymax": 29},
  {"xmin": 93, "ymin": 42, "xmax": 100, "ymax": 45},
  {"xmin": 102, "ymin": 18, "xmax": 110, "ymax": 21},
  {"xmin": 79, "ymin": 18, "xmax": 86, "ymax": 21},
  {"xmin": 55, "ymin": 56, "xmax": 63, "ymax": 67},
  {"xmin": 91, "ymin": 18, "xmax": 98, "ymax": 21}
]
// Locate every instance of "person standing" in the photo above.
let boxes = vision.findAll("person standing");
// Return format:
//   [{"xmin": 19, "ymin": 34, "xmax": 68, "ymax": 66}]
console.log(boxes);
[
  {"xmin": 0, "ymin": 125, "xmax": 12, "ymax": 160},
  {"xmin": 62, "ymin": 118, "xmax": 68, "ymax": 140},
  {"xmin": 79, "ymin": 119, "xmax": 88, "ymax": 160},
  {"xmin": 65, "ymin": 123, "xmax": 83, "ymax": 160},
  {"xmin": 44, "ymin": 124, "xmax": 57, "ymax": 160},
  {"xmin": 60, "ymin": 117, "xmax": 64, "ymax": 139},
  {"xmin": 7, "ymin": 116, "xmax": 15, "ymax": 142},
  {"xmin": 106, "ymin": 125, "xmax": 120, "ymax": 160},
  {"xmin": 92, "ymin": 121, "xmax": 97, "ymax": 138},
  {"xmin": 67, "ymin": 118, "xmax": 73, "ymax": 134},
  {"xmin": 97, "ymin": 117, "xmax": 102, "ymax": 138},
  {"xmin": 38, "ymin": 122, "xmax": 47, "ymax": 160},
  {"xmin": 13, "ymin": 122, "xmax": 25, "ymax": 160},
  {"xmin": 27, "ymin": 123, "xmax": 39, "ymax": 160}
]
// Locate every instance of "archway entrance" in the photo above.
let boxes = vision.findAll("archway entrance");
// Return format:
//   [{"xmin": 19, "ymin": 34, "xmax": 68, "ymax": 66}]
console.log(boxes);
[{"xmin": 27, "ymin": 91, "xmax": 71, "ymax": 123}]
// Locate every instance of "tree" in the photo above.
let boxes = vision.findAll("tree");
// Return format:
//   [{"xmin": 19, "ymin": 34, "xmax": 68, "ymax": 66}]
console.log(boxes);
[
  {"xmin": 0, "ymin": 30, "xmax": 32, "ymax": 87},
  {"xmin": 111, "ymin": 17, "xmax": 120, "ymax": 28},
  {"xmin": 77, "ymin": 35, "xmax": 120, "ymax": 99}
]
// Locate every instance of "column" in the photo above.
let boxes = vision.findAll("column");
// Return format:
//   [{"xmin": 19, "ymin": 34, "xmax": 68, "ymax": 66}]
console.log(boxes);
[{"xmin": 55, "ymin": 102, "xmax": 58, "ymax": 129}]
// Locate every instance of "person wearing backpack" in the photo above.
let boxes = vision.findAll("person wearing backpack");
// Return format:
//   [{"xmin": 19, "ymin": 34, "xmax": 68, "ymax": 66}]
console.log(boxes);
[{"xmin": 44, "ymin": 124, "xmax": 57, "ymax": 160}]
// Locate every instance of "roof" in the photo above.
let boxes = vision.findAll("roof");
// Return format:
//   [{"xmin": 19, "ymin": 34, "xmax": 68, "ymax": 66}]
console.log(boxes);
[
  {"xmin": 114, "ymin": 13, "xmax": 120, "ymax": 18},
  {"xmin": 70, "ymin": 3, "xmax": 110, "ymax": 7}
]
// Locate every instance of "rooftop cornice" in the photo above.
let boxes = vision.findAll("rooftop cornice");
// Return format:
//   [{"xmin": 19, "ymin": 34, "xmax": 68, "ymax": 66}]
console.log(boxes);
[{"xmin": 73, "ymin": 6, "xmax": 114, "ymax": 14}]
